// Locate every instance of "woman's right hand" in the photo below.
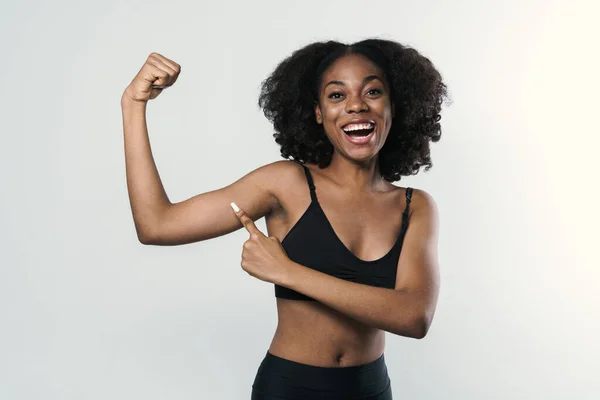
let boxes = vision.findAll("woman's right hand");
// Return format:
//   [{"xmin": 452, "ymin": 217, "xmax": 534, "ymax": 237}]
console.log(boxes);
[{"xmin": 122, "ymin": 53, "xmax": 181, "ymax": 103}]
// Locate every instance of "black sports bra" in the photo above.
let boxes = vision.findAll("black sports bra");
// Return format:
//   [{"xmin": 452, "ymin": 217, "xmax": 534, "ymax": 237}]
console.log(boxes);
[{"xmin": 274, "ymin": 163, "xmax": 413, "ymax": 301}]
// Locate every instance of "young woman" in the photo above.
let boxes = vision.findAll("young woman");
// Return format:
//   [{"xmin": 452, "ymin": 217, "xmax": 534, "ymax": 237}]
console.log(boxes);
[{"xmin": 121, "ymin": 38, "xmax": 448, "ymax": 400}]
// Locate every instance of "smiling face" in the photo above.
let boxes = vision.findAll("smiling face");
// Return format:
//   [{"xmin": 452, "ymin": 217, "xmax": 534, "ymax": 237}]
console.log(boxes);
[{"xmin": 314, "ymin": 53, "xmax": 394, "ymax": 162}]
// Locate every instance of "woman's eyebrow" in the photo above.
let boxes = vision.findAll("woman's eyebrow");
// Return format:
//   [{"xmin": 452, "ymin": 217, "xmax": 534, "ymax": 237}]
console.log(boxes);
[{"xmin": 324, "ymin": 75, "xmax": 384, "ymax": 89}]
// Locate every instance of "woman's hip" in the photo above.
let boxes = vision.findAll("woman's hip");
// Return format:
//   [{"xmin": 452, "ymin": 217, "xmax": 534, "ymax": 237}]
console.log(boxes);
[{"xmin": 251, "ymin": 351, "xmax": 393, "ymax": 400}]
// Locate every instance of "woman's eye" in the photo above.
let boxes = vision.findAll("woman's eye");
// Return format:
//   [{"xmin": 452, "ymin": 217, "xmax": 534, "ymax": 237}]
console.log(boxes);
[{"xmin": 328, "ymin": 89, "xmax": 381, "ymax": 99}]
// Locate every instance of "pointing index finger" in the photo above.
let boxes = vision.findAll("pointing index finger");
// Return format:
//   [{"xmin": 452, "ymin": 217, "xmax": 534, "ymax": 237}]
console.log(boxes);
[{"xmin": 230, "ymin": 202, "xmax": 262, "ymax": 236}]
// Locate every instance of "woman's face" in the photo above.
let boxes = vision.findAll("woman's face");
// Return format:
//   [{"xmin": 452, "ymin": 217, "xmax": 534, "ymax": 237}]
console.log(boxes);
[{"xmin": 315, "ymin": 53, "xmax": 394, "ymax": 162}]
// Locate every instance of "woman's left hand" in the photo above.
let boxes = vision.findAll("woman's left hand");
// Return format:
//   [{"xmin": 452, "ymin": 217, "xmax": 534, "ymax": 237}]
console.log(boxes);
[{"xmin": 230, "ymin": 202, "xmax": 293, "ymax": 285}]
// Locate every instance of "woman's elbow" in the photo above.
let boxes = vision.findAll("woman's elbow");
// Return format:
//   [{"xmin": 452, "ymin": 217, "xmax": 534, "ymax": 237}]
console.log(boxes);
[
  {"xmin": 404, "ymin": 314, "xmax": 433, "ymax": 339},
  {"xmin": 136, "ymin": 225, "xmax": 161, "ymax": 245},
  {"xmin": 413, "ymin": 317, "xmax": 431, "ymax": 339}
]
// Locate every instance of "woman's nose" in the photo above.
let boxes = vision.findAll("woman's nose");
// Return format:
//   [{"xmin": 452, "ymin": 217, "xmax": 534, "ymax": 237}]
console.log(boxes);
[{"xmin": 345, "ymin": 95, "xmax": 368, "ymax": 113}]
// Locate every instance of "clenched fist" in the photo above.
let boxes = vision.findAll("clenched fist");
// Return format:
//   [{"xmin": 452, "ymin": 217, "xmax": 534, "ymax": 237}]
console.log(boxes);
[{"xmin": 122, "ymin": 53, "xmax": 181, "ymax": 103}]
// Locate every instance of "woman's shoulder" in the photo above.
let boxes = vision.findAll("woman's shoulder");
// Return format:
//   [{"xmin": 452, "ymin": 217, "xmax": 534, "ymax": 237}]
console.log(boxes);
[
  {"xmin": 406, "ymin": 187, "xmax": 438, "ymax": 218},
  {"xmin": 258, "ymin": 159, "xmax": 305, "ymax": 178},
  {"xmin": 253, "ymin": 159, "xmax": 308, "ymax": 193}
]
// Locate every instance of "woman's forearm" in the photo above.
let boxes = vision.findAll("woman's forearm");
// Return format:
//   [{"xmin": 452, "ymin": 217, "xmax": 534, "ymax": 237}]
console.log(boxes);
[{"xmin": 121, "ymin": 95, "xmax": 171, "ymax": 243}]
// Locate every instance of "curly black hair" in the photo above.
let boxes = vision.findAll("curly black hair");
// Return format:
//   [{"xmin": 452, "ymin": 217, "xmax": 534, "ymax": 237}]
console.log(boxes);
[{"xmin": 258, "ymin": 38, "xmax": 450, "ymax": 182}]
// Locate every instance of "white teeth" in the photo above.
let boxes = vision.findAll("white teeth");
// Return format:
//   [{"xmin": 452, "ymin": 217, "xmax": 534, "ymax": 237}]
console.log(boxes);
[{"xmin": 343, "ymin": 123, "xmax": 374, "ymax": 132}]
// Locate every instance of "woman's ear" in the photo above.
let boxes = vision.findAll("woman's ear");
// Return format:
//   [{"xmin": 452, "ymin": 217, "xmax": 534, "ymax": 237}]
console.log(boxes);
[{"xmin": 314, "ymin": 102, "xmax": 323, "ymax": 124}]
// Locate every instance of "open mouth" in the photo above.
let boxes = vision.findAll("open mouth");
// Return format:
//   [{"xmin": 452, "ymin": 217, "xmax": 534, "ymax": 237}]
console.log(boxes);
[{"xmin": 341, "ymin": 122, "xmax": 376, "ymax": 144}]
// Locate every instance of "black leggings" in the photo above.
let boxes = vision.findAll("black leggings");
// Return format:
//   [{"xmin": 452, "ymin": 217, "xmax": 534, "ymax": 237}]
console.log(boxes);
[{"xmin": 251, "ymin": 351, "xmax": 393, "ymax": 400}]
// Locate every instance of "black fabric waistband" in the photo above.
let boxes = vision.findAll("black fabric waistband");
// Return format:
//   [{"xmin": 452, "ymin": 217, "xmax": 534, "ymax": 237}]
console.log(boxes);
[{"xmin": 252, "ymin": 351, "xmax": 392, "ymax": 399}]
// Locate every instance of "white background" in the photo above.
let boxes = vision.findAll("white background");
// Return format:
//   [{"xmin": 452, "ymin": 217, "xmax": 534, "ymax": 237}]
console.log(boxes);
[{"xmin": 1, "ymin": 0, "xmax": 598, "ymax": 398}]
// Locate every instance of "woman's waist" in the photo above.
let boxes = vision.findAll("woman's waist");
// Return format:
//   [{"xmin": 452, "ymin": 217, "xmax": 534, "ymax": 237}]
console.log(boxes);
[
  {"xmin": 269, "ymin": 321, "xmax": 385, "ymax": 367},
  {"xmin": 275, "ymin": 298, "xmax": 382, "ymax": 337},
  {"xmin": 252, "ymin": 350, "xmax": 391, "ymax": 397}
]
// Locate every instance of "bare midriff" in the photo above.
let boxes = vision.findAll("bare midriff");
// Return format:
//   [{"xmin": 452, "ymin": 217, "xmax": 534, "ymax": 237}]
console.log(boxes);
[{"xmin": 267, "ymin": 298, "xmax": 386, "ymax": 367}]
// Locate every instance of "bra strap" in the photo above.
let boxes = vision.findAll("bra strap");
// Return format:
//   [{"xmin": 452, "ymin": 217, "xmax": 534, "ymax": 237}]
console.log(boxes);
[
  {"xmin": 299, "ymin": 163, "xmax": 318, "ymax": 202},
  {"xmin": 402, "ymin": 187, "xmax": 413, "ymax": 223}
]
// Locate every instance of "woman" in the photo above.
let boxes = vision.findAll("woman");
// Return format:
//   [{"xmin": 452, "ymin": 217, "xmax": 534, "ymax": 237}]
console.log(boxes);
[{"xmin": 121, "ymin": 38, "xmax": 447, "ymax": 400}]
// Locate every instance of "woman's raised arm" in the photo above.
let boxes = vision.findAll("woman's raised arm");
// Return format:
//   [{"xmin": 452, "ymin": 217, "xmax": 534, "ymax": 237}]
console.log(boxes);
[{"xmin": 121, "ymin": 52, "xmax": 286, "ymax": 246}]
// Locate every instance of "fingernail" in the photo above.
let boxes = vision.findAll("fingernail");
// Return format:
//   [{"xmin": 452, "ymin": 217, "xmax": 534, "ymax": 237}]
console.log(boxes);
[{"xmin": 230, "ymin": 202, "xmax": 240, "ymax": 212}]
